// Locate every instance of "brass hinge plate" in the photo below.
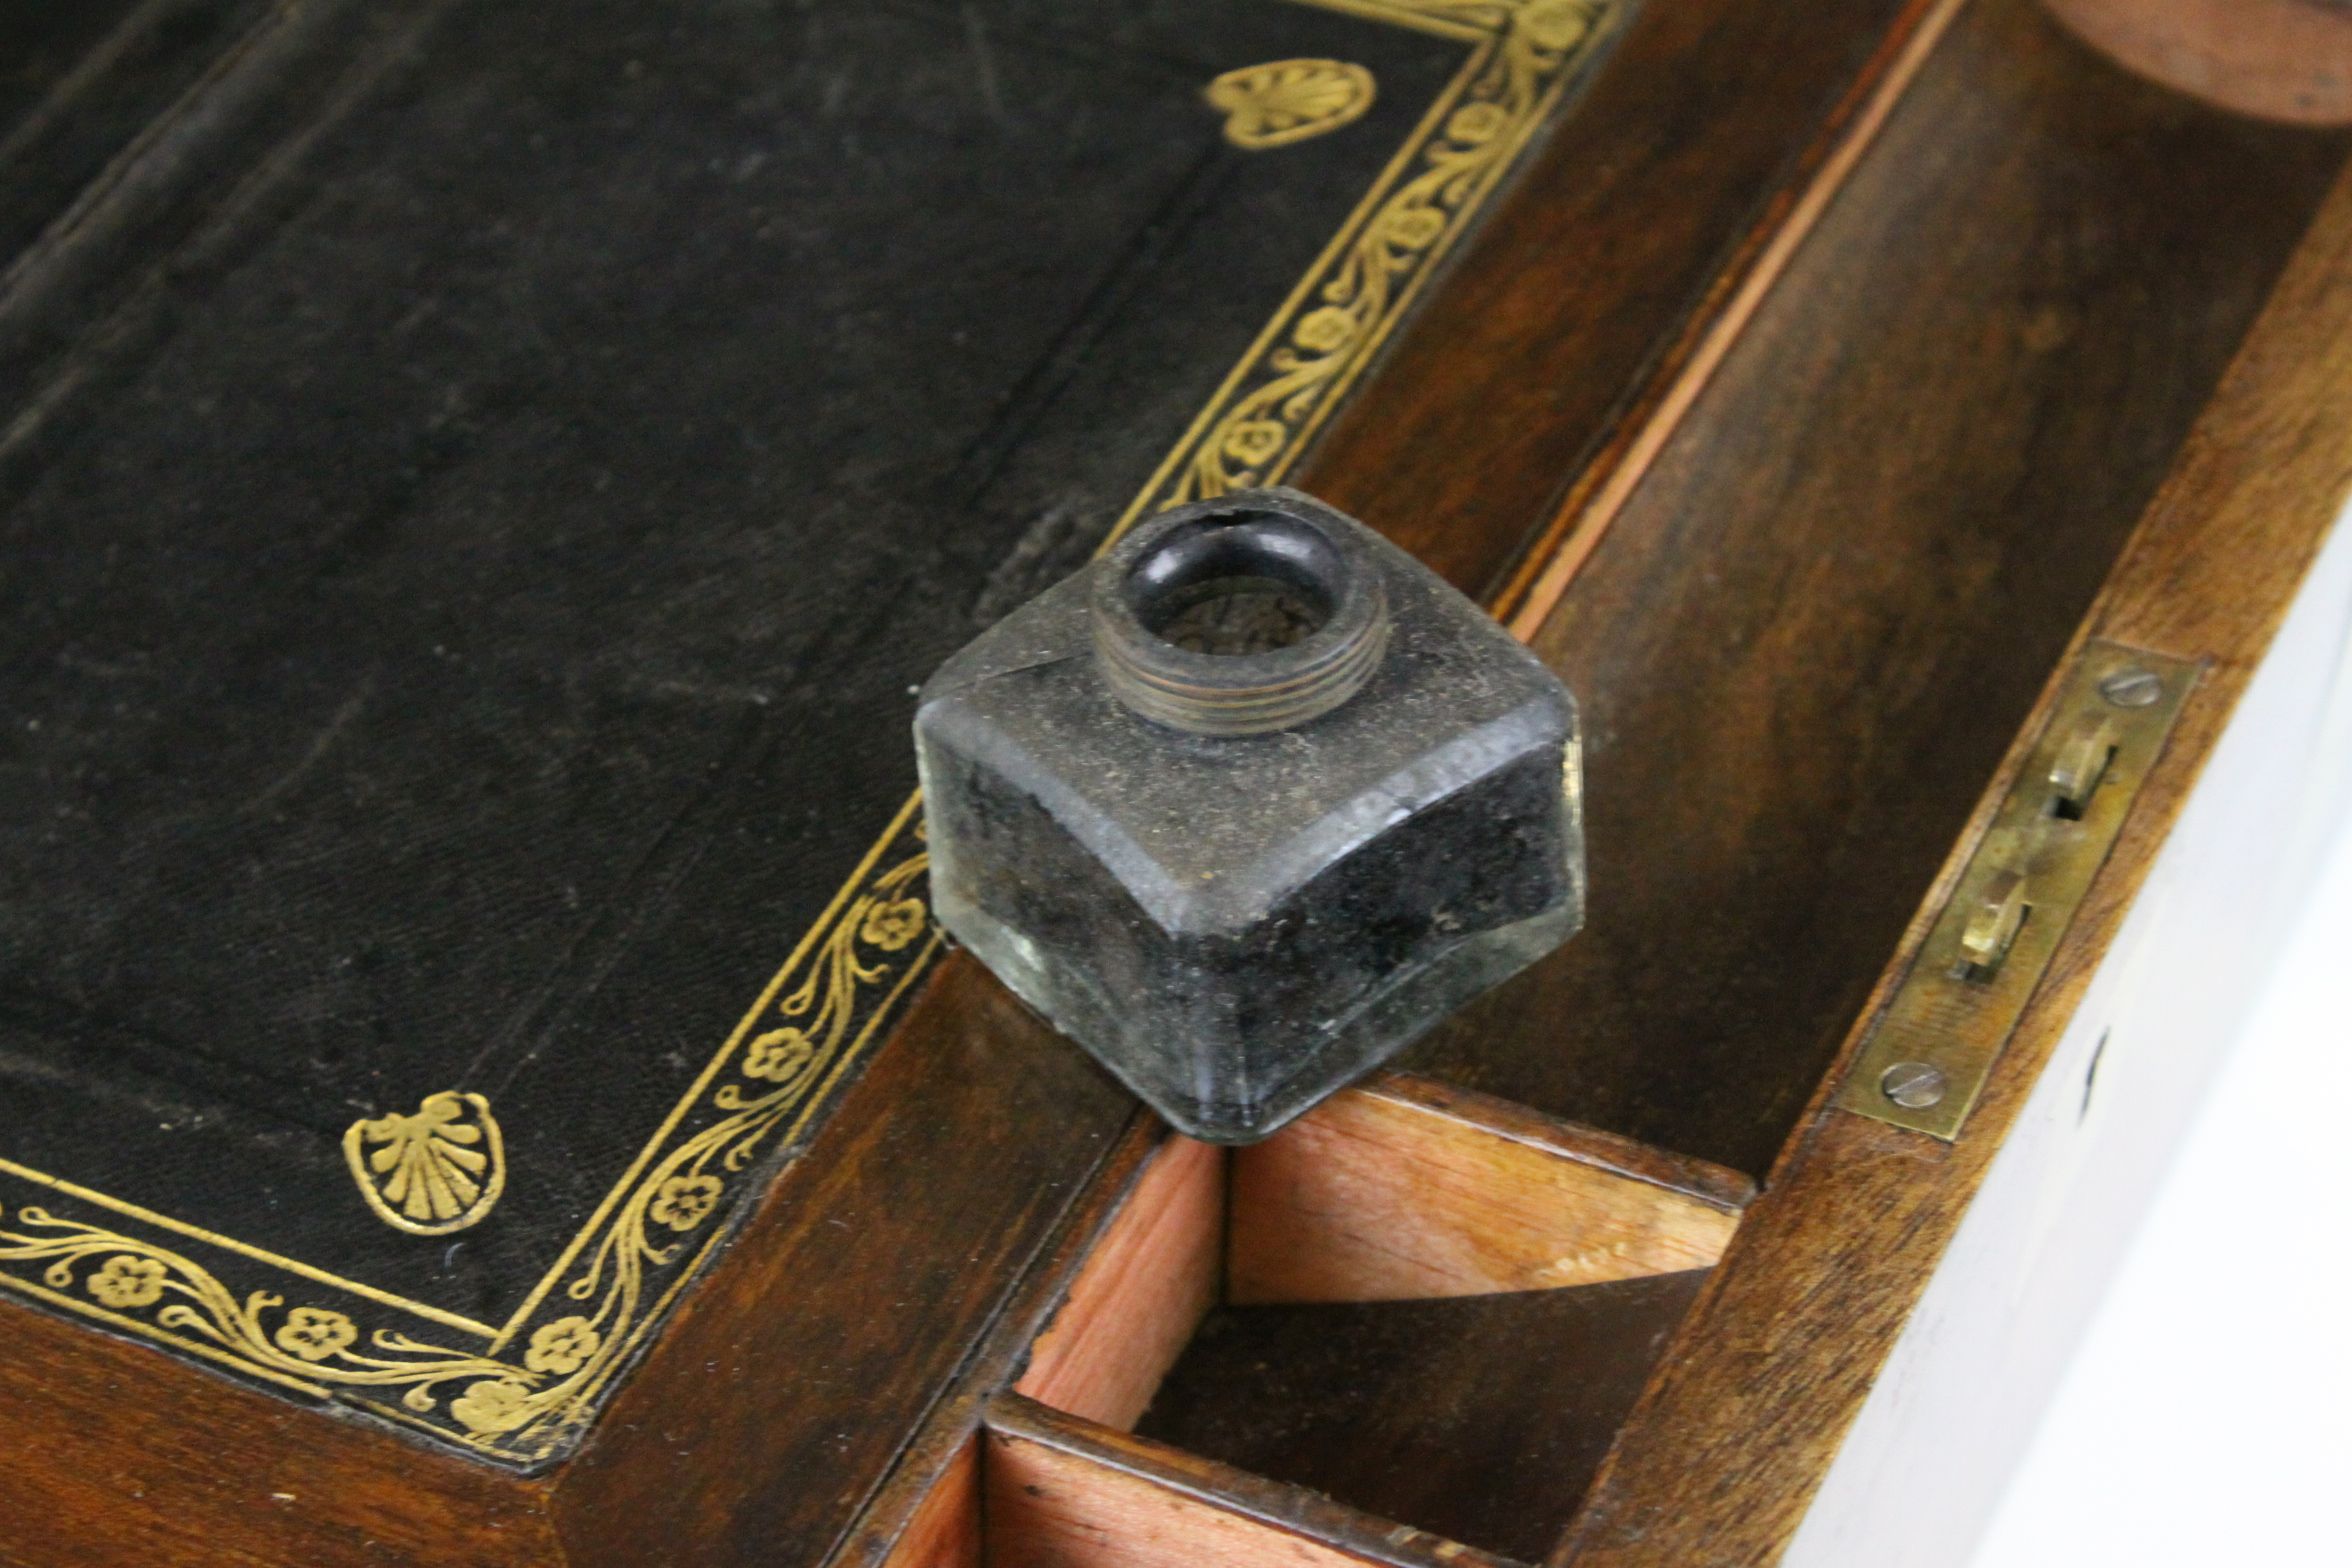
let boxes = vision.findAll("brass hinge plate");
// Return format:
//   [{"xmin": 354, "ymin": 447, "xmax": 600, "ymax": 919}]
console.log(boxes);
[{"xmin": 1835, "ymin": 639, "xmax": 2198, "ymax": 1140}]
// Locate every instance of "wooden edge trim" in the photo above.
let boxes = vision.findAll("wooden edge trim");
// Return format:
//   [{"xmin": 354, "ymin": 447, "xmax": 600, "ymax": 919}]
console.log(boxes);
[
  {"xmin": 0, "ymin": 1285, "xmax": 568, "ymax": 1568},
  {"xmin": 1364, "ymin": 1073, "xmax": 1756, "ymax": 1212},
  {"xmin": 831, "ymin": 1109, "xmax": 1166, "ymax": 1568},
  {"xmin": 1014, "ymin": 1134, "xmax": 1224, "ymax": 1430},
  {"xmin": 1496, "ymin": 0, "xmax": 1970, "ymax": 640},
  {"xmin": 981, "ymin": 1392, "xmax": 1520, "ymax": 1568},
  {"xmin": 1228, "ymin": 1074, "xmax": 1749, "ymax": 1305},
  {"xmin": 1549, "ymin": 157, "xmax": 2352, "ymax": 1568}
]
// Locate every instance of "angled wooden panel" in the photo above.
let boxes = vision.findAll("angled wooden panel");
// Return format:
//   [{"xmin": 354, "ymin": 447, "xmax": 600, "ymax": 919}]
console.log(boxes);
[{"xmin": 1229, "ymin": 1075, "xmax": 1747, "ymax": 1304}]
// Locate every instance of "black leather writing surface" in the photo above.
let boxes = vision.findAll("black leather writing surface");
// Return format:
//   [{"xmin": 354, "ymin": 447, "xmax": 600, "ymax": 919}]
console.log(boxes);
[
  {"xmin": 0, "ymin": 0, "xmax": 271, "ymax": 261},
  {"xmin": 0, "ymin": 0, "xmax": 1613, "ymax": 1460}
]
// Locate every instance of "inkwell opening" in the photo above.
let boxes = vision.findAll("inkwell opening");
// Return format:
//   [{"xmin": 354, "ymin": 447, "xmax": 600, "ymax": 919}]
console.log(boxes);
[{"xmin": 1093, "ymin": 500, "xmax": 1390, "ymax": 736}]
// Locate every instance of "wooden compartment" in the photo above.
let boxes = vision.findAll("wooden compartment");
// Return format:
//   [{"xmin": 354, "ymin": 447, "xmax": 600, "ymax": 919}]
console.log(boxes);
[
  {"xmin": 1141, "ymin": 1084, "xmax": 1746, "ymax": 1560},
  {"xmin": 878, "ymin": 1075, "xmax": 1752, "ymax": 1567}
]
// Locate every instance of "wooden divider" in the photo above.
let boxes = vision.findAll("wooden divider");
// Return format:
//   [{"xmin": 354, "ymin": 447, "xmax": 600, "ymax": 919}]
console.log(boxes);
[
  {"xmin": 980, "ymin": 1395, "xmax": 1511, "ymax": 1568},
  {"xmin": 879, "ymin": 1436, "xmax": 982, "ymax": 1568},
  {"xmin": 866, "ymin": 1072, "xmax": 1761, "ymax": 1567},
  {"xmin": 1013, "ymin": 1136, "xmax": 1224, "ymax": 1430},
  {"xmin": 1228, "ymin": 1076, "xmax": 1752, "ymax": 1305}
]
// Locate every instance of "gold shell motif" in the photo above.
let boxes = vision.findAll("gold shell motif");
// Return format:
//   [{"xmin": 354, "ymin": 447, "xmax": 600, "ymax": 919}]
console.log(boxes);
[
  {"xmin": 344, "ymin": 1091, "xmax": 507, "ymax": 1235},
  {"xmin": 1206, "ymin": 58, "xmax": 1377, "ymax": 150}
]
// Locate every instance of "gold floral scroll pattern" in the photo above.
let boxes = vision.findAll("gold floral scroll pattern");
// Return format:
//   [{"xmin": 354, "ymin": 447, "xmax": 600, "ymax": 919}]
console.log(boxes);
[
  {"xmin": 1144, "ymin": 0, "xmax": 1611, "ymax": 528},
  {"xmin": 0, "ymin": 1206, "xmax": 510, "ymax": 1406},
  {"xmin": 433, "ymin": 835, "xmax": 935, "ymax": 1457}
]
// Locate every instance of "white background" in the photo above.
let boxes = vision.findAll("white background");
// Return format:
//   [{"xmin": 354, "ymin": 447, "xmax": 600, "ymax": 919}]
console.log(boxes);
[{"xmin": 1966, "ymin": 807, "xmax": 2352, "ymax": 1565}]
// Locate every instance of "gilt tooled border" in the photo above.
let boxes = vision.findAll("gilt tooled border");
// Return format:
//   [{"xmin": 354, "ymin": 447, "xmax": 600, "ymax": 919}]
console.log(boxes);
[{"xmin": 0, "ymin": 0, "xmax": 1616, "ymax": 1464}]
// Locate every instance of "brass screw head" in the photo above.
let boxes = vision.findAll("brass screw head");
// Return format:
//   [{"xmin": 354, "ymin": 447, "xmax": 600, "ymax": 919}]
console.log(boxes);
[
  {"xmin": 1881, "ymin": 1061, "xmax": 1948, "ymax": 1109},
  {"xmin": 2099, "ymin": 668, "xmax": 2164, "ymax": 708}
]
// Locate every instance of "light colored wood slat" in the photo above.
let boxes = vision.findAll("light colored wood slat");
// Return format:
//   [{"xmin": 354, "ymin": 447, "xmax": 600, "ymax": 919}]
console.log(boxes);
[
  {"xmin": 1229, "ymin": 1075, "xmax": 1749, "ymax": 1305},
  {"xmin": 2044, "ymin": 0, "xmax": 2352, "ymax": 126},
  {"xmin": 982, "ymin": 1394, "xmax": 1512, "ymax": 1568},
  {"xmin": 985, "ymin": 1430, "xmax": 1373, "ymax": 1568},
  {"xmin": 1013, "ymin": 1135, "xmax": 1223, "ymax": 1430},
  {"xmin": 879, "ymin": 1435, "xmax": 981, "ymax": 1568}
]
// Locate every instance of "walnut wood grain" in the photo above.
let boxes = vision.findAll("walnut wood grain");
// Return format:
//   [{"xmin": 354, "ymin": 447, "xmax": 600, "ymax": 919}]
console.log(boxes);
[
  {"xmin": 1554, "ymin": 115, "xmax": 2352, "ymax": 1568},
  {"xmin": 1496, "ymin": 0, "xmax": 1970, "ymax": 641},
  {"xmin": 545, "ymin": 959, "xmax": 1135, "ymax": 1567},
  {"xmin": 1403, "ymin": 0, "xmax": 2349, "ymax": 1178},
  {"xmin": 1227, "ymin": 1074, "xmax": 1746, "ymax": 1305},
  {"xmin": 0, "ymin": 1290, "xmax": 562, "ymax": 1566},
  {"xmin": 1300, "ymin": 0, "xmax": 1947, "ymax": 608}
]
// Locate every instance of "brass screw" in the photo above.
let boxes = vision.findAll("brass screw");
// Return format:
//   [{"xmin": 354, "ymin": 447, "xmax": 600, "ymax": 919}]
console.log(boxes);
[
  {"xmin": 1881, "ymin": 1061, "xmax": 1948, "ymax": 1109},
  {"xmin": 2099, "ymin": 668, "xmax": 2164, "ymax": 708}
]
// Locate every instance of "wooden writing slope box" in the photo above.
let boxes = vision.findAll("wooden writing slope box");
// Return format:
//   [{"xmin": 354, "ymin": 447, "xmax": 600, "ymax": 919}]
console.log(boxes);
[{"xmin": 0, "ymin": 0, "xmax": 2347, "ymax": 1563}]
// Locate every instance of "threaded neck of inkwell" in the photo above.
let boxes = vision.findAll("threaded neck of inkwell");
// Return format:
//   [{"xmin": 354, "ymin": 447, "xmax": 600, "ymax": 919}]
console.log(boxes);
[{"xmin": 1091, "ymin": 495, "xmax": 1390, "ymax": 737}]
